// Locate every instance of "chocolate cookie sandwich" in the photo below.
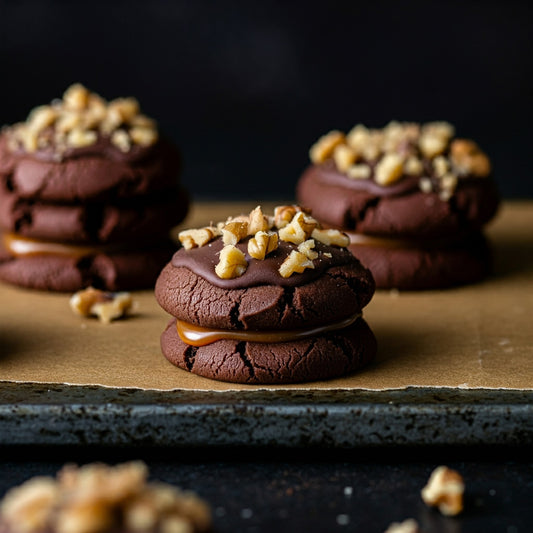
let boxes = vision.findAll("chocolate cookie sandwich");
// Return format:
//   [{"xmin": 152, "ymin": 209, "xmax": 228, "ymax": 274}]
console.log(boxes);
[
  {"xmin": 296, "ymin": 122, "xmax": 500, "ymax": 290},
  {"xmin": 0, "ymin": 84, "xmax": 188, "ymax": 291},
  {"xmin": 0, "ymin": 461, "xmax": 211, "ymax": 533},
  {"xmin": 155, "ymin": 205, "xmax": 376, "ymax": 384}
]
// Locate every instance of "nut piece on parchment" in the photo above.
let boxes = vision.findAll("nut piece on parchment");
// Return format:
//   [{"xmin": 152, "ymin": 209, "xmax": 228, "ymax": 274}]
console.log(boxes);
[
  {"xmin": 0, "ymin": 461, "xmax": 212, "ymax": 533},
  {"xmin": 69, "ymin": 287, "xmax": 134, "ymax": 324},
  {"xmin": 421, "ymin": 465, "xmax": 465, "ymax": 516},
  {"xmin": 384, "ymin": 518, "xmax": 420, "ymax": 533}
]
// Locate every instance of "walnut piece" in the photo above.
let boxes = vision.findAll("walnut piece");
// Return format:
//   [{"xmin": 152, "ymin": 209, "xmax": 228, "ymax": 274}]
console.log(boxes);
[
  {"xmin": 247, "ymin": 206, "xmax": 271, "ymax": 235},
  {"xmin": 279, "ymin": 250, "xmax": 315, "ymax": 278},
  {"xmin": 384, "ymin": 518, "xmax": 419, "ymax": 533},
  {"xmin": 404, "ymin": 156, "xmax": 423, "ymax": 176},
  {"xmin": 273, "ymin": 205, "xmax": 308, "ymax": 229},
  {"xmin": 63, "ymin": 84, "xmax": 90, "ymax": 111},
  {"xmin": 311, "ymin": 228, "xmax": 349, "ymax": 247},
  {"xmin": 297, "ymin": 239, "xmax": 318, "ymax": 260},
  {"xmin": 130, "ymin": 126, "xmax": 158, "ymax": 146},
  {"xmin": 374, "ymin": 153, "xmax": 404, "ymax": 186},
  {"xmin": 421, "ymin": 466, "xmax": 464, "ymax": 516},
  {"xmin": 0, "ymin": 462, "xmax": 211, "ymax": 533},
  {"xmin": 215, "ymin": 245, "xmax": 248, "ymax": 279},
  {"xmin": 278, "ymin": 211, "xmax": 318, "ymax": 245},
  {"xmin": 346, "ymin": 164, "xmax": 371, "ymax": 180},
  {"xmin": 179, "ymin": 226, "xmax": 221, "ymax": 249},
  {"xmin": 0, "ymin": 477, "xmax": 59, "ymax": 533},
  {"xmin": 111, "ymin": 129, "xmax": 131, "ymax": 152},
  {"xmin": 66, "ymin": 128, "xmax": 97, "ymax": 148},
  {"xmin": 222, "ymin": 221, "xmax": 249, "ymax": 245},
  {"xmin": 432, "ymin": 155, "xmax": 449, "ymax": 177},
  {"xmin": 248, "ymin": 231, "xmax": 278, "ymax": 260},
  {"xmin": 333, "ymin": 143, "xmax": 357, "ymax": 172},
  {"xmin": 309, "ymin": 130, "xmax": 345, "ymax": 164},
  {"xmin": 418, "ymin": 177, "xmax": 433, "ymax": 194},
  {"xmin": 69, "ymin": 287, "xmax": 134, "ymax": 324},
  {"xmin": 450, "ymin": 139, "xmax": 491, "ymax": 177}
]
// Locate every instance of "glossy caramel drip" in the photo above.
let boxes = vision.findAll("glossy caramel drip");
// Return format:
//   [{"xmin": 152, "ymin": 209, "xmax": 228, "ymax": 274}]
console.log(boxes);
[
  {"xmin": 176, "ymin": 313, "xmax": 362, "ymax": 347},
  {"xmin": 2, "ymin": 232, "xmax": 121, "ymax": 258}
]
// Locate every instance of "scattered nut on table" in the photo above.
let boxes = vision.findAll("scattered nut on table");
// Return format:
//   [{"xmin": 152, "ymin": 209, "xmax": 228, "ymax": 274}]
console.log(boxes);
[
  {"xmin": 421, "ymin": 465, "xmax": 465, "ymax": 516},
  {"xmin": 0, "ymin": 461, "xmax": 212, "ymax": 533},
  {"xmin": 384, "ymin": 518, "xmax": 420, "ymax": 533},
  {"xmin": 69, "ymin": 287, "xmax": 135, "ymax": 324}
]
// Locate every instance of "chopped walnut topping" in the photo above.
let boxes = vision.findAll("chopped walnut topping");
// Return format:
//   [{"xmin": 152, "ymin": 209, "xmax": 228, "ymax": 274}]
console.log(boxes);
[
  {"xmin": 421, "ymin": 466, "xmax": 464, "ymax": 516},
  {"xmin": 222, "ymin": 221, "xmax": 249, "ymax": 245},
  {"xmin": 279, "ymin": 250, "xmax": 315, "ymax": 278},
  {"xmin": 111, "ymin": 129, "xmax": 131, "ymax": 152},
  {"xmin": 179, "ymin": 226, "xmax": 221, "ymax": 249},
  {"xmin": 450, "ymin": 139, "xmax": 491, "ymax": 177},
  {"xmin": 374, "ymin": 153, "xmax": 404, "ymax": 186},
  {"xmin": 215, "ymin": 245, "xmax": 248, "ymax": 279},
  {"xmin": 278, "ymin": 211, "xmax": 318, "ymax": 245},
  {"xmin": 247, "ymin": 206, "xmax": 271, "ymax": 235},
  {"xmin": 297, "ymin": 239, "xmax": 318, "ymax": 260},
  {"xmin": 69, "ymin": 287, "xmax": 134, "ymax": 324},
  {"xmin": 384, "ymin": 518, "xmax": 420, "ymax": 533},
  {"xmin": 63, "ymin": 84, "xmax": 90, "ymax": 111},
  {"xmin": 418, "ymin": 122, "xmax": 454, "ymax": 159},
  {"xmin": 130, "ymin": 126, "xmax": 158, "ymax": 146},
  {"xmin": 419, "ymin": 177, "xmax": 433, "ymax": 193},
  {"xmin": 273, "ymin": 205, "xmax": 309, "ymax": 229},
  {"xmin": 66, "ymin": 128, "xmax": 98, "ymax": 148},
  {"xmin": 0, "ymin": 462, "xmax": 211, "ymax": 533},
  {"xmin": 432, "ymin": 155, "xmax": 449, "ymax": 177},
  {"xmin": 333, "ymin": 144, "xmax": 357, "ymax": 172},
  {"xmin": 440, "ymin": 173, "xmax": 458, "ymax": 195},
  {"xmin": 346, "ymin": 164, "xmax": 371, "ymax": 180},
  {"xmin": 309, "ymin": 130, "xmax": 345, "ymax": 164},
  {"xmin": 7, "ymin": 84, "xmax": 159, "ymax": 155},
  {"xmin": 248, "ymin": 231, "xmax": 278, "ymax": 260},
  {"xmin": 311, "ymin": 228, "xmax": 349, "ymax": 247},
  {"xmin": 404, "ymin": 156, "xmax": 423, "ymax": 176}
]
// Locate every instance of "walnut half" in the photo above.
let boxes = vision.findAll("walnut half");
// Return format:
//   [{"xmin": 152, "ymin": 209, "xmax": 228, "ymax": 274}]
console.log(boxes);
[
  {"xmin": 421, "ymin": 466, "xmax": 464, "ymax": 516},
  {"xmin": 69, "ymin": 287, "xmax": 134, "ymax": 324}
]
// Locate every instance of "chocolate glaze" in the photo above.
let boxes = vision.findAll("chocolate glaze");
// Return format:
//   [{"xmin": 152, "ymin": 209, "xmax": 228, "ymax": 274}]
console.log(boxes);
[{"xmin": 171, "ymin": 237, "xmax": 358, "ymax": 289}]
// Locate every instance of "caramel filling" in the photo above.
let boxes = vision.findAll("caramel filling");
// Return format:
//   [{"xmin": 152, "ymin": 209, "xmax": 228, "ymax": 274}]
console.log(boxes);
[
  {"xmin": 2, "ymin": 232, "xmax": 123, "ymax": 258},
  {"xmin": 176, "ymin": 313, "xmax": 362, "ymax": 347}
]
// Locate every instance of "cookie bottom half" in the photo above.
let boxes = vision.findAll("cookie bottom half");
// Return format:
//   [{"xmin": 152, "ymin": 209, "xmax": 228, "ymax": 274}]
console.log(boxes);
[
  {"xmin": 349, "ymin": 233, "xmax": 492, "ymax": 290},
  {"xmin": 160, "ymin": 317, "xmax": 377, "ymax": 384},
  {"xmin": 0, "ymin": 242, "xmax": 176, "ymax": 292}
]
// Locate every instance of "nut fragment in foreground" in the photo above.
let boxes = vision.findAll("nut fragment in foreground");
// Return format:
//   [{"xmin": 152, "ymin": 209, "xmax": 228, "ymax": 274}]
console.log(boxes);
[
  {"xmin": 384, "ymin": 518, "xmax": 420, "ymax": 533},
  {"xmin": 421, "ymin": 465, "xmax": 464, "ymax": 516},
  {"xmin": 69, "ymin": 287, "xmax": 134, "ymax": 324},
  {"xmin": 0, "ymin": 461, "xmax": 212, "ymax": 533}
]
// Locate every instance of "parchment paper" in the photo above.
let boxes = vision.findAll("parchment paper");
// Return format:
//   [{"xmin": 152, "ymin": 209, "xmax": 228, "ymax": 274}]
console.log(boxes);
[{"xmin": 1, "ymin": 201, "xmax": 532, "ymax": 391}]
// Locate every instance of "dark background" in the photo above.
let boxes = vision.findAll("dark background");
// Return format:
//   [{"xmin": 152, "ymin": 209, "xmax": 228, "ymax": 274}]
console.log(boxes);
[{"xmin": 0, "ymin": 0, "xmax": 531, "ymax": 200}]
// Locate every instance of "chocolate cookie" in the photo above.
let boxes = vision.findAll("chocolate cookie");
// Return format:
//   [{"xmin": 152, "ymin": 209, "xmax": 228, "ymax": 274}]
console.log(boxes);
[
  {"xmin": 155, "ymin": 205, "xmax": 376, "ymax": 384},
  {"xmin": 0, "ymin": 84, "xmax": 188, "ymax": 291},
  {"xmin": 296, "ymin": 122, "xmax": 500, "ymax": 289}
]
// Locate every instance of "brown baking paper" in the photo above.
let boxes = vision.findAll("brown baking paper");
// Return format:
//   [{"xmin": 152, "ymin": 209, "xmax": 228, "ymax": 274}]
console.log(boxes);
[{"xmin": 1, "ymin": 201, "xmax": 532, "ymax": 391}]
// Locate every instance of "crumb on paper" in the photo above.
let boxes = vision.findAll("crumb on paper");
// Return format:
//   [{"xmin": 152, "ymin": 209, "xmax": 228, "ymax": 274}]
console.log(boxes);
[
  {"xmin": 421, "ymin": 465, "xmax": 464, "ymax": 516},
  {"xmin": 69, "ymin": 287, "xmax": 135, "ymax": 324}
]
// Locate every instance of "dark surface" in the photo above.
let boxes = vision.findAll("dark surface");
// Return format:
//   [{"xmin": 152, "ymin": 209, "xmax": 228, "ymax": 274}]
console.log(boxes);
[
  {"xmin": 0, "ymin": 0, "xmax": 531, "ymax": 200},
  {"xmin": 1, "ymin": 384, "xmax": 532, "ymax": 448},
  {"xmin": 0, "ymin": 447, "xmax": 532, "ymax": 532}
]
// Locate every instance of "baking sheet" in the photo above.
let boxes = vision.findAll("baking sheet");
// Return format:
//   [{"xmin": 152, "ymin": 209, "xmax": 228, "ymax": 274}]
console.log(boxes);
[{"xmin": 1, "ymin": 201, "xmax": 532, "ymax": 391}]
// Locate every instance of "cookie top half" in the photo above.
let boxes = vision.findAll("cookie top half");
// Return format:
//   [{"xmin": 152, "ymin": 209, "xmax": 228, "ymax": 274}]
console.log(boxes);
[
  {"xmin": 155, "ymin": 205, "xmax": 375, "ymax": 331},
  {"xmin": 0, "ymin": 84, "xmax": 180, "ymax": 202},
  {"xmin": 296, "ymin": 122, "xmax": 500, "ymax": 237}
]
